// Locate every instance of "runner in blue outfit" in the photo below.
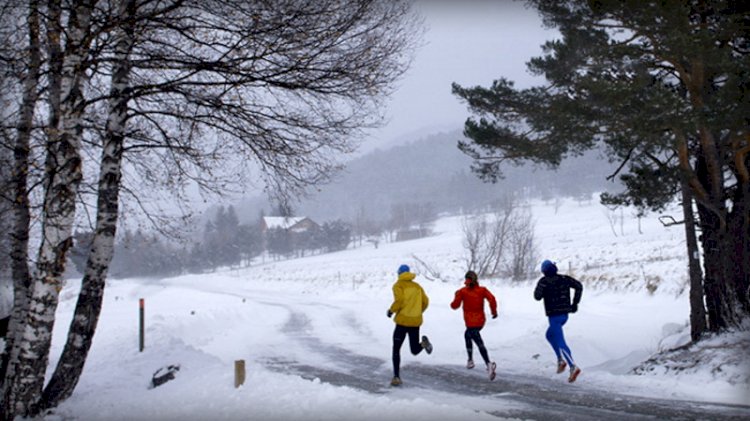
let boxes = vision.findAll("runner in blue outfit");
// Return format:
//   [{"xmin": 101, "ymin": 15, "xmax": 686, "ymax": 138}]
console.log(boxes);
[{"xmin": 533, "ymin": 260, "xmax": 583, "ymax": 383}]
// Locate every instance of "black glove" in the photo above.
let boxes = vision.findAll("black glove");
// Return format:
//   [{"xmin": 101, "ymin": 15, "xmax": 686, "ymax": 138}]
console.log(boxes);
[
  {"xmin": 571, "ymin": 303, "xmax": 578, "ymax": 313},
  {"xmin": 387, "ymin": 309, "xmax": 393, "ymax": 318},
  {"xmin": 492, "ymin": 314, "xmax": 498, "ymax": 319}
]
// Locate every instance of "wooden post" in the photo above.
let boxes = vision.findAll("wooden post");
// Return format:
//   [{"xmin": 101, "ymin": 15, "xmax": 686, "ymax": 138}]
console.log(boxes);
[
  {"xmin": 139, "ymin": 298, "xmax": 145, "ymax": 352},
  {"xmin": 234, "ymin": 360, "xmax": 246, "ymax": 388}
]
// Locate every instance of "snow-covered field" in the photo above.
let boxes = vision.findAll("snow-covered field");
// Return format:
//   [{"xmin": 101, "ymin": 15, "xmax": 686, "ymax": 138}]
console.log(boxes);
[{"xmin": 46, "ymin": 197, "xmax": 749, "ymax": 420}]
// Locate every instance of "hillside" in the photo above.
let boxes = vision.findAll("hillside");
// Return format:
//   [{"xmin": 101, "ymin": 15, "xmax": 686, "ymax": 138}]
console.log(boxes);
[{"xmin": 234, "ymin": 129, "xmax": 622, "ymax": 225}]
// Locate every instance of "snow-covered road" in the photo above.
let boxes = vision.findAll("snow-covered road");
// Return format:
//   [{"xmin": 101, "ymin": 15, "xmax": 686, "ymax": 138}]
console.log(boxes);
[{"xmin": 263, "ymin": 303, "xmax": 750, "ymax": 421}]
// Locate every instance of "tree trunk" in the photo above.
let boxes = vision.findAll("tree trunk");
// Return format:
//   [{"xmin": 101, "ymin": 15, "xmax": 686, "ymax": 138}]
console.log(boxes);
[
  {"xmin": 704, "ymin": 211, "xmax": 750, "ymax": 330},
  {"xmin": 2, "ymin": 1, "xmax": 94, "ymax": 417},
  {"xmin": 40, "ymin": 0, "xmax": 135, "ymax": 410},
  {"xmin": 696, "ymin": 154, "xmax": 746, "ymax": 332},
  {"xmin": 0, "ymin": 0, "xmax": 41, "ymax": 416},
  {"xmin": 679, "ymin": 182, "xmax": 706, "ymax": 341},
  {"xmin": 728, "ymin": 184, "xmax": 750, "ymax": 315},
  {"xmin": 737, "ymin": 140, "xmax": 750, "ymax": 314}
]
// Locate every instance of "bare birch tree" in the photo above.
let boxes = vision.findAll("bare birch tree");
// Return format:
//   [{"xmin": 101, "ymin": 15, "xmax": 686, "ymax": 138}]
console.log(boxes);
[
  {"xmin": 120, "ymin": 0, "xmax": 421, "ymax": 207},
  {"xmin": 0, "ymin": 0, "xmax": 18, "ymax": 324},
  {"xmin": 40, "ymin": 0, "xmax": 137, "ymax": 408},
  {"xmin": 2, "ymin": 1, "xmax": 97, "ymax": 416},
  {"xmin": 2, "ymin": 0, "xmax": 422, "ymax": 417},
  {"xmin": 0, "ymin": 1, "xmax": 42, "ymax": 417}
]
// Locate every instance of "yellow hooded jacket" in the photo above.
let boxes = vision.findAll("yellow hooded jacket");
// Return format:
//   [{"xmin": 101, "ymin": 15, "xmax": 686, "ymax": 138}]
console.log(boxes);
[{"xmin": 389, "ymin": 272, "xmax": 429, "ymax": 327}]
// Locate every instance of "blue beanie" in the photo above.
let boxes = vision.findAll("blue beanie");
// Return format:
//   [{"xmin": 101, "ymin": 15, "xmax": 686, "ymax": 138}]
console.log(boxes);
[
  {"xmin": 397, "ymin": 264, "xmax": 410, "ymax": 275},
  {"xmin": 541, "ymin": 260, "xmax": 558, "ymax": 276}
]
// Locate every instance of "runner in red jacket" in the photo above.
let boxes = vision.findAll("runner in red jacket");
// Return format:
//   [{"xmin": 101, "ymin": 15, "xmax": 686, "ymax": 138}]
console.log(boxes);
[{"xmin": 450, "ymin": 270, "xmax": 498, "ymax": 380}]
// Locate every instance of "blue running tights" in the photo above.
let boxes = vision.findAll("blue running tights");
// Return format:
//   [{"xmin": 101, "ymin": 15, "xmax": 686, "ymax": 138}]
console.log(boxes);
[{"xmin": 546, "ymin": 314, "xmax": 575, "ymax": 367}]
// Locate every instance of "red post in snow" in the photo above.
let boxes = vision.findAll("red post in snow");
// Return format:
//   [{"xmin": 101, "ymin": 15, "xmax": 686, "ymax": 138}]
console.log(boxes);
[{"xmin": 139, "ymin": 298, "xmax": 145, "ymax": 352}]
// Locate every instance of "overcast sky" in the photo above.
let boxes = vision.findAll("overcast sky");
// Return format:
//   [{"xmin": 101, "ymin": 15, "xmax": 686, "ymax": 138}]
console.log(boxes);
[
  {"xmin": 180, "ymin": 2, "xmax": 558, "ymax": 219},
  {"xmin": 362, "ymin": 1, "xmax": 555, "ymax": 152}
]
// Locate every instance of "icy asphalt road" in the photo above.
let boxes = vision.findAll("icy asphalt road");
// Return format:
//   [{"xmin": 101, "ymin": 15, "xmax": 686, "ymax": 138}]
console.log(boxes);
[{"xmin": 263, "ymin": 310, "xmax": 750, "ymax": 421}]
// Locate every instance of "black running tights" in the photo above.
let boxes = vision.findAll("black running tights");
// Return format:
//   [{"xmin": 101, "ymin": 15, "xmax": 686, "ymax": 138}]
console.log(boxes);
[
  {"xmin": 465, "ymin": 327, "xmax": 490, "ymax": 364},
  {"xmin": 392, "ymin": 324, "xmax": 422, "ymax": 377}
]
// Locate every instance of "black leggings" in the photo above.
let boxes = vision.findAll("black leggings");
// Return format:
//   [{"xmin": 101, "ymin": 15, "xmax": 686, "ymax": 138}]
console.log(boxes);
[
  {"xmin": 392, "ymin": 324, "xmax": 422, "ymax": 377},
  {"xmin": 465, "ymin": 327, "xmax": 490, "ymax": 364}
]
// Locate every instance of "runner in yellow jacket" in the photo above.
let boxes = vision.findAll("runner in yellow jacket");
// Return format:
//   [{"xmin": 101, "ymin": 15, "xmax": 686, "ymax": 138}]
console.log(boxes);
[{"xmin": 387, "ymin": 264, "xmax": 432, "ymax": 386}]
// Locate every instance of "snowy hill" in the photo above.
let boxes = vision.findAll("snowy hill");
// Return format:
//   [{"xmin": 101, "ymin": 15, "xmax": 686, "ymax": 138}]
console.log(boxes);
[
  {"xmin": 47, "ymin": 197, "xmax": 749, "ymax": 420},
  {"xmin": 233, "ymin": 130, "xmax": 619, "ymax": 225}
]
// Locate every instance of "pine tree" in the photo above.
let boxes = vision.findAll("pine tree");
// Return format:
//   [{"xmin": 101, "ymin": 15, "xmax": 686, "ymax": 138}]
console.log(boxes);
[
  {"xmin": 322, "ymin": 220, "xmax": 352, "ymax": 252},
  {"xmin": 236, "ymin": 224, "xmax": 262, "ymax": 266},
  {"xmin": 452, "ymin": 0, "xmax": 749, "ymax": 335},
  {"xmin": 214, "ymin": 205, "xmax": 241, "ymax": 267}
]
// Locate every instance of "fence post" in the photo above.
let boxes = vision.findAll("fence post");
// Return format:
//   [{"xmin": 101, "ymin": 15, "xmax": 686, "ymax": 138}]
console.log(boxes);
[
  {"xmin": 234, "ymin": 360, "xmax": 246, "ymax": 388},
  {"xmin": 139, "ymin": 298, "xmax": 145, "ymax": 352}
]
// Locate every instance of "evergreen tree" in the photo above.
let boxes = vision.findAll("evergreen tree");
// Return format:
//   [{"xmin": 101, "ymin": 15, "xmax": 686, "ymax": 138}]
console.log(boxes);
[
  {"xmin": 202, "ymin": 219, "xmax": 219, "ymax": 268},
  {"xmin": 453, "ymin": 0, "xmax": 750, "ymax": 335},
  {"xmin": 267, "ymin": 227, "xmax": 292, "ymax": 258},
  {"xmin": 322, "ymin": 220, "xmax": 352, "ymax": 252},
  {"xmin": 236, "ymin": 224, "xmax": 263, "ymax": 265},
  {"xmin": 296, "ymin": 224, "xmax": 324, "ymax": 256},
  {"xmin": 214, "ymin": 205, "xmax": 241, "ymax": 267}
]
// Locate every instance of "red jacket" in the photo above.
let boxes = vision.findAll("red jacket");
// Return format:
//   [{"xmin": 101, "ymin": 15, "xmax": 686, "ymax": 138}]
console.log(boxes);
[{"xmin": 450, "ymin": 283, "xmax": 498, "ymax": 328}]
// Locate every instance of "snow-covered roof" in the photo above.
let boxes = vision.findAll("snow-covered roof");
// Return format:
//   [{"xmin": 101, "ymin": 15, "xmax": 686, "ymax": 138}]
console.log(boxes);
[{"xmin": 263, "ymin": 216, "xmax": 307, "ymax": 230}]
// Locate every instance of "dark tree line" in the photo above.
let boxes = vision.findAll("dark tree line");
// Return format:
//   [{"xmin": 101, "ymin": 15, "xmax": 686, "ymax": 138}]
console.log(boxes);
[
  {"xmin": 191, "ymin": 205, "xmax": 259, "ymax": 270},
  {"xmin": 71, "ymin": 229, "xmax": 185, "ymax": 278},
  {"xmin": 69, "ymin": 205, "xmax": 355, "ymax": 277},
  {"xmin": 266, "ymin": 220, "xmax": 351, "ymax": 258},
  {"xmin": 192, "ymin": 206, "xmax": 352, "ymax": 268}
]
